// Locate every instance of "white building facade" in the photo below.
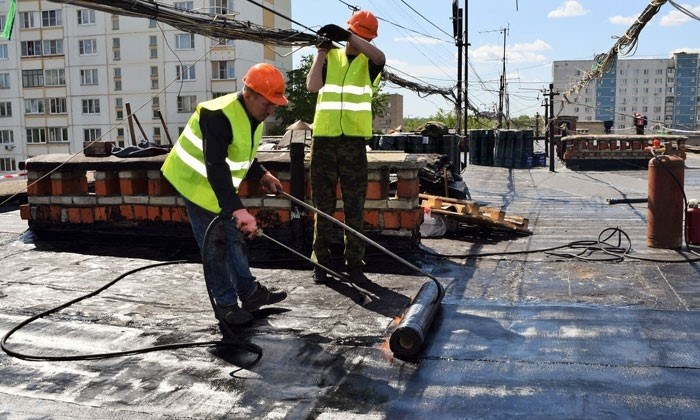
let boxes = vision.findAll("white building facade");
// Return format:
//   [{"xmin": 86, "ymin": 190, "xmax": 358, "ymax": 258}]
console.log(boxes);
[
  {"xmin": 552, "ymin": 53, "xmax": 699, "ymax": 133},
  {"xmin": 0, "ymin": 0, "xmax": 292, "ymax": 173}
]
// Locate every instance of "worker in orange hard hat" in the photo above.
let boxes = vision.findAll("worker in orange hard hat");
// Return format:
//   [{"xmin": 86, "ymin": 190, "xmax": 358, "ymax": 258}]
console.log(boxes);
[
  {"xmin": 306, "ymin": 10, "xmax": 385, "ymax": 286},
  {"xmin": 162, "ymin": 63, "xmax": 288, "ymax": 338}
]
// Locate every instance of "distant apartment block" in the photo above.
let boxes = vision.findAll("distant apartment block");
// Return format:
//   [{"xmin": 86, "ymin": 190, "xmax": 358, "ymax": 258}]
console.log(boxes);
[
  {"xmin": 373, "ymin": 93, "xmax": 404, "ymax": 133},
  {"xmin": 0, "ymin": 0, "xmax": 292, "ymax": 173},
  {"xmin": 552, "ymin": 52, "xmax": 699, "ymax": 133}
]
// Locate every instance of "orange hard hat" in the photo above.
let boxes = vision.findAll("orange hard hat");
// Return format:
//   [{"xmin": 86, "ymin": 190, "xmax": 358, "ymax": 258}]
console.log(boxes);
[
  {"xmin": 347, "ymin": 10, "xmax": 378, "ymax": 40},
  {"xmin": 242, "ymin": 63, "xmax": 288, "ymax": 106}
]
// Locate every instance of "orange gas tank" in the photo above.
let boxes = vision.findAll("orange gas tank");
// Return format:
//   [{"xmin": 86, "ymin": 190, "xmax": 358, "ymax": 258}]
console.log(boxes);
[{"xmin": 646, "ymin": 154, "xmax": 685, "ymax": 248}]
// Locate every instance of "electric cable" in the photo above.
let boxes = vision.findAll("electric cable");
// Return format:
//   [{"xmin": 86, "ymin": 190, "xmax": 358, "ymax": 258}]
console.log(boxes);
[
  {"xmin": 417, "ymin": 226, "xmax": 700, "ymax": 264},
  {"xmin": 1, "ymin": 216, "xmax": 263, "ymax": 364}
]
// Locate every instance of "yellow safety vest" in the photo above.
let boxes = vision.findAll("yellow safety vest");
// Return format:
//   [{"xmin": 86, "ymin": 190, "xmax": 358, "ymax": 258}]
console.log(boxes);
[
  {"xmin": 312, "ymin": 49, "xmax": 381, "ymax": 139},
  {"xmin": 161, "ymin": 93, "xmax": 262, "ymax": 213}
]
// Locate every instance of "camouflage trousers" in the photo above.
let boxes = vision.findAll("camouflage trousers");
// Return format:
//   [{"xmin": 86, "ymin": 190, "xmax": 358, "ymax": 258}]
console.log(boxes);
[{"xmin": 309, "ymin": 136, "xmax": 368, "ymax": 268}]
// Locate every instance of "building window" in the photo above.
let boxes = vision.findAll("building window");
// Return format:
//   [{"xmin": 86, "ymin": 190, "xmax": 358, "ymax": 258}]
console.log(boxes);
[
  {"xmin": 80, "ymin": 69, "xmax": 99, "ymax": 85},
  {"xmin": 212, "ymin": 61, "xmax": 235, "ymax": 80},
  {"xmin": 153, "ymin": 127, "xmax": 161, "ymax": 144},
  {"xmin": 45, "ymin": 69, "xmax": 65, "ymax": 86},
  {"xmin": 149, "ymin": 35, "xmax": 158, "ymax": 58},
  {"xmin": 116, "ymin": 97, "xmax": 124, "ymax": 120},
  {"xmin": 24, "ymin": 99, "xmax": 45, "ymax": 114},
  {"xmin": 26, "ymin": 128, "xmax": 46, "ymax": 144},
  {"xmin": 176, "ymin": 64, "xmax": 196, "ymax": 81},
  {"xmin": 114, "ymin": 68, "xmax": 122, "ymax": 91},
  {"xmin": 42, "ymin": 39, "xmax": 64, "ymax": 56},
  {"xmin": 48, "ymin": 127, "xmax": 69, "ymax": 143},
  {"xmin": 48, "ymin": 98, "xmax": 67, "ymax": 114},
  {"xmin": 79, "ymin": 39, "xmax": 98, "ymax": 55},
  {"xmin": 82, "ymin": 99, "xmax": 101, "ymax": 115},
  {"xmin": 211, "ymin": 0, "xmax": 234, "ymax": 14},
  {"xmin": 116, "ymin": 128, "xmax": 125, "ymax": 147},
  {"xmin": 177, "ymin": 95, "xmax": 197, "ymax": 112},
  {"xmin": 0, "ymin": 73, "xmax": 8, "ymax": 89},
  {"xmin": 19, "ymin": 12, "xmax": 36, "ymax": 29},
  {"xmin": 112, "ymin": 37, "xmax": 120, "ymax": 60},
  {"xmin": 84, "ymin": 128, "xmax": 102, "ymax": 142},
  {"xmin": 150, "ymin": 66, "xmax": 159, "ymax": 89},
  {"xmin": 0, "ymin": 158, "xmax": 16, "ymax": 172},
  {"xmin": 0, "ymin": 44, "xmax": 7, "ymax": 59},
  {"xmin": 22, "ymin": 70, "xmax": 44, "ymax": 88},
  {"xmin": 111, "ymin": 15, "xmax": 119, "ymax": 30},
  {"xmin": 77, "ymin": 9, "xmax": 95, "ymax": 25},
  {"xmin": 175, "ymin": 33, "xmax": 195, "ymax": 49},
  {"xmin": 175, "ymin": 2, "xmax": 194, "ymax": 10},
  {"xmin": 42, "ymin": 10, "xmax": 63, "ymax": 27},
  {"xmin": 21, "ymin": 41, "xmax": 42, "ymax": 57},
  {"xmin": 0, "ymin": 130, "xmax": 14, "ymax": 145},
  {"xmin": 0, "ymin": 102, "xmax": 11, "ymax": 117},
  {"xmin": 149, "ymin": 18, "xmax": 157, "ymax": 28}
]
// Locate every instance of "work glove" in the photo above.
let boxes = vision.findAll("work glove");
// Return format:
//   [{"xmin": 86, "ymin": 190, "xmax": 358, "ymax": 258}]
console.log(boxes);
[
  {"xmin": 318, "ymin": 24, "xmax": 351, "ymax": 43},
  {"xmin": 315, "ymin": 39, "xmax": 335, "ymax": 52}
]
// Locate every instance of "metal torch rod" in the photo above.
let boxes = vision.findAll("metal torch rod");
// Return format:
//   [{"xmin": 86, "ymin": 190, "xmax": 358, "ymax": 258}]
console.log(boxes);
[{"xmin": 277, "ymin": 191, "xmax": 444, "ymax": 297}]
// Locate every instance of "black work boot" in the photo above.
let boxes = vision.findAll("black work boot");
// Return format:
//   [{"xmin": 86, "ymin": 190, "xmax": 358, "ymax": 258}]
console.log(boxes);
[
  {"xmin": 312, "ymin": 267, "xmax": 328, "ymax": 284},
  {"xmin": 240, "ymin": 281, "xmax": 287, "ymax": 312},
  {"xmin": 214, "ymin": 303, "xmax": 254, "ymax": 336},
  {"xmin": 348, "ymin": 267, "xmax": 369, "ymax": 285}
]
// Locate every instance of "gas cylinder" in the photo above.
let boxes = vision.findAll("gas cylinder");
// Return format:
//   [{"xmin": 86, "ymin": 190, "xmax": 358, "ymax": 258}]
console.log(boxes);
[
  {"xmin": 687, "ymin": 199, "xmax": 700, "ymax": 245},
  {"xmin": 646, "ymin": 154, "xmax": 685, "ymax": 249}
]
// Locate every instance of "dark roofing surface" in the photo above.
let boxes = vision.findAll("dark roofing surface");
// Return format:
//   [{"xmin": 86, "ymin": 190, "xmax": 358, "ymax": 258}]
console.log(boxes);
[{"xmin": 2, "ymin": 153, "xmax": 700, "ymax": 419}]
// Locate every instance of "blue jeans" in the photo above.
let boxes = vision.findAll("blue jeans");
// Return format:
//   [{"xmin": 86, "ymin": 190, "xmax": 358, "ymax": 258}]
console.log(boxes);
[{"xmin": 184, "ymin": 198, "xmax": 255, "ymax": 307}]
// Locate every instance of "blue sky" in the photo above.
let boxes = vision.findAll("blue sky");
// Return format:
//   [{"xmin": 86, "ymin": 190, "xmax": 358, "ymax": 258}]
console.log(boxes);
[{"xmin": 290, "ymin": 0, "xmax": 700, "ymax": 118}]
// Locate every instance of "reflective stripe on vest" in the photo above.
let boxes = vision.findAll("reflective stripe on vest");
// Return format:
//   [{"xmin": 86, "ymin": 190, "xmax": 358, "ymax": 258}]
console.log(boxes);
[
  {"xmin": 312, "ymin": 49, "xmax": 380, "ymax": 139},
  {"xmin": 161, "ymin": 93, "xmax": 262, "ymax": 213}
]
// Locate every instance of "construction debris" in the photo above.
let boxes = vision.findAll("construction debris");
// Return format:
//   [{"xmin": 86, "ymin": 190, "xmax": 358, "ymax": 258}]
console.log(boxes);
[{"xmin": 419, "ymin": 193, "xmax": 531, "ymax": 235}]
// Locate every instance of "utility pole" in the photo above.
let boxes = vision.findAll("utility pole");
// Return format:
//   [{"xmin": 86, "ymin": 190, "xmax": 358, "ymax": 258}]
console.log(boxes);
[
  {"xmin": 548, "ymin": 83, "xmax": 560, "ymax": 173},
  {"xmin": 497, "ymin": 27, "xmax": 507, "ymax": 128},
  {"xmin": 452, "ymin": 1, "xmax": 463, "ymax": 138}
]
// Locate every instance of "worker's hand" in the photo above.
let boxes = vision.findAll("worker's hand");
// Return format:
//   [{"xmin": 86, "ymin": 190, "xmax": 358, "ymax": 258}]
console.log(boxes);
[
  {"xmin": 232, "ymin": 209, "xmax": 258, "ymax": 240},
  {"xmin": 315, "ymin": 39, "xmax": 335, "ymax": 52},
  {"xmin": 318, "ymin": 24, "xmax": 351, "ymax": 43},
  {"xmin": 260, "ymin": 171, "xmax": 283, "ymax": 194}
]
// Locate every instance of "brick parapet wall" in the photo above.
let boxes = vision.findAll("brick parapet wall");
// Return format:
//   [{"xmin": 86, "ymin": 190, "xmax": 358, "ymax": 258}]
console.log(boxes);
[{"xmin": 20, "ymin": 152, "xmax": 426, "ymax": 238}]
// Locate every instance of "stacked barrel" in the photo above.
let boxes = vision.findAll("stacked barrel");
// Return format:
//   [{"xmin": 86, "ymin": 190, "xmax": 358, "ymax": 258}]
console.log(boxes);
[
  {"xmin": 469, "ymin": 129, "xmax": 542, "ymax": 168},
  {"xmin": 373, "ymin": 133, "xmax": 461, "ymax": 169}
]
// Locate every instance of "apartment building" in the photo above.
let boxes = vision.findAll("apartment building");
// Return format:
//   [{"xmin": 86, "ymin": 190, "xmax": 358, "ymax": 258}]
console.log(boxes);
[
  {"xmin": 373, "ymin": 93, "xmax": 404, "ymax": 133},
  {"xmin": 0, "ymin": 0, "xmax": 292, "ymax": 174},
  {"xmin": 552, "ymin": 52, "xmax": 699, "ymax": 133}
]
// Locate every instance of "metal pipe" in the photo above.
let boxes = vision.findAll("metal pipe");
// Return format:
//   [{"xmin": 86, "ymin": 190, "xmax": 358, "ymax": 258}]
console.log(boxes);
[{"xmin": 276, "ymin": 190, "xmax": 445, "ymax": 358}]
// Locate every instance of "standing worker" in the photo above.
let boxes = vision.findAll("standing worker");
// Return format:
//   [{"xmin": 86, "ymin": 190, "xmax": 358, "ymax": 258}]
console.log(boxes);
[
  {"xmin": 306, "ymin": 10, "xmax": 386, "ymax": 285},
  {"xmin": 161, "ymin": 63, "xmax": 288, "ymax": 337},
  {"xmin": 633, "ymin": 112, "xmax": 648, "ymax": 135}
]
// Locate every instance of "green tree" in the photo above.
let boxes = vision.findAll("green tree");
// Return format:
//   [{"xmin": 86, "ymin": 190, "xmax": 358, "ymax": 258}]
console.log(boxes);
[
  {"xmin": 271, "ymin": 54, "xmax": 390, "ymax": 135},
  {"xmin": 272, "ymin": 55, "xmax": 317, "ymax": 135}
]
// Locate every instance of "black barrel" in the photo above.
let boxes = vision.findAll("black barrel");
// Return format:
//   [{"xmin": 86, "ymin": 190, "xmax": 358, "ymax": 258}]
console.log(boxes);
[
  {"xmin": 393, "ymin": 135, "xmax": 407, "ymax": 151},
  {"xmin": 378, "ymin": 135, "xmax": 395, "ymax": 150},
  {"xmin": 406, "ymin": 135, "xmax": 423, "ymax": 153}
]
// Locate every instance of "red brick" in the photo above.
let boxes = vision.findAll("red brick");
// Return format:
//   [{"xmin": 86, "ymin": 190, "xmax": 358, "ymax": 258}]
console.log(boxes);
[
  {"xmin": 49, "ymin": 205, "xmax": 61, "ymax": 222},
  {"xmin": 94, "ymin": 206, "xmax": 109, "ymax": 222},
  {"xmin": 396, "ymin": 179, "xmax": 419, "ymax": 199},
  {"xmin": 147, "ymin": 206, "xmax": 161, "ymax": 221},
  {"xmin": 19, "ymin": 204, "xmax": 30, "ymax": 221},
  {"xmin": 382, "ymin": 210, "xmax": 400, "ymax": 229},
  {"xmin": 134, "ymin": 205, "xmax": 148, "ymax": 221},
  {"xmin": 52, "ymin": 177, "xmax": 87, "ymax": 195},
  {"xmin": 366, "ymin": 181, "xmax": 383, "ymax": 199},
  {"xmin": 80, "ymin": 207, "xmax": 94, "ymax": 224},
  {"xmin": 119, "ymin": 178, "xmax": 148, "ymax": 195},
  {"xmin": 119, "ymin": 204, "xmax": 134, "ymax": 220},
  {"xmin": 400, "ymin": 208, "xmax": 423, "ymax": 229},
  {"xmin": 68, "ymin": 208, "xmax": 81, "ymax": 224},
  {"xmin": 148, "ymin": 178, "xmax": 176, "ymax": 196},
  {"xmin": 94, "ymin": 178, "xmax": 120, "ymax": 196},
  {"xmin": 27, "ymin": 177, "xmax": 51, "ymax": 196},
  {"xmin": 363, "ymin": 209, "xmax": 379, "ymax": 227}
]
